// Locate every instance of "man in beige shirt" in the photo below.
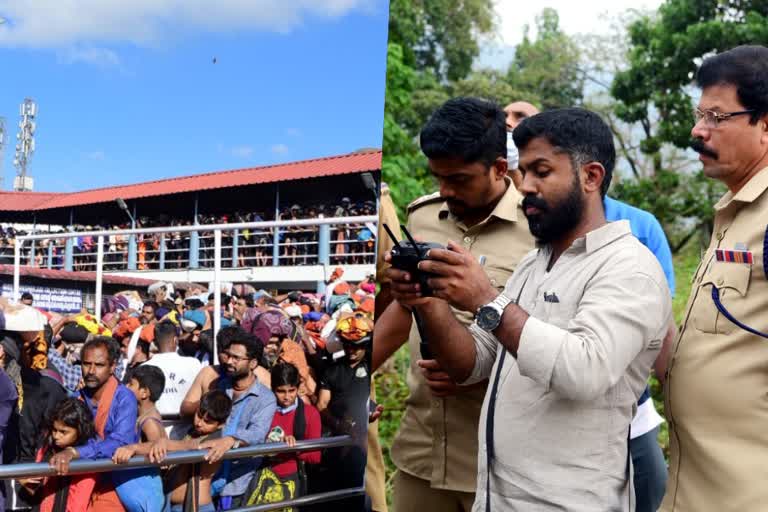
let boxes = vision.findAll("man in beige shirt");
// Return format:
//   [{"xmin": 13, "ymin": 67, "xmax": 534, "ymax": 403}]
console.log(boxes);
[
  {"xmin": 661, "ymin": 45, "xmax": 768, "ymax": 511},
  {"xmin": 388, "ymin": 108, "xmax": 671, "ymax": 510},
  {"xmin": 374, "ymin": 97, "xmax": 534, "ymax": 512}
]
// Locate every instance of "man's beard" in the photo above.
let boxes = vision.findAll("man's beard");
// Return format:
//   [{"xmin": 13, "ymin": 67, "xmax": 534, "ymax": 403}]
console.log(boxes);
[
  {"xmin": 522, "ymin": 175, "xmax": 584, "ymax": 244},
  {"xmin": 263, "ymin": 351, "xmax": 279, "ymax": 368},
  {"xmin": 225, "ymin": 364, "xmax": 251, "ymax": 380}
]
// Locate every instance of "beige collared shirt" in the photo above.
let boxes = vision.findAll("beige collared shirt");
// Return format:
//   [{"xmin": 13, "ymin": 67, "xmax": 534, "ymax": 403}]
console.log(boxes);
[
  {"xmin": 468, "ymin": 220, "xmax": 671, "ymax": 512},
  {"xmin": 662, "ymin": 167, "xmax": 768, "ymax": 512},
  {"xmin": 390, "ymin": 180, "xmax": 534, "ymax": 493}
]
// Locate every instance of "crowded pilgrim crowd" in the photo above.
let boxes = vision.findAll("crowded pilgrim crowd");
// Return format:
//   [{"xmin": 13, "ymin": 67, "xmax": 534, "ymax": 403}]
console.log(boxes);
[
  {"xmin": 0, "ymin": 267, "xmax": 377, "ymax": 511},
  {"xmin": 0, "ymin": 198, "xmax": 377, "ymax": 271}
]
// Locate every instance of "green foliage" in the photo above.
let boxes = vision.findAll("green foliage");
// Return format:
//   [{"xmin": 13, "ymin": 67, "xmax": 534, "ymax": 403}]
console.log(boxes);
[
  {"xmin": 507, "ymin": 9, "xmax": 584, "ymax": 109},
  {"xmin": 613, "ymin": 0, "xmax": 768, "ymax": 153},
  {"xmin": 612, "ymin": 169, "xmax": 725, "ymax": 251}
]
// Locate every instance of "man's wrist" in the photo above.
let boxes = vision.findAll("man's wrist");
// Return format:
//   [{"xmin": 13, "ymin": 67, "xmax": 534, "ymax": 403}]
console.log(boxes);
[{"xmin": 473, "ymin": 288, "xmax": 501, "ymax": 314}]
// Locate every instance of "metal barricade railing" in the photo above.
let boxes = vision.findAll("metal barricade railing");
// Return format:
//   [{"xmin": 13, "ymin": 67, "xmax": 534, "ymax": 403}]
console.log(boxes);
[
  {"xmin": 13, "ymin": 216, "xmax": 378, "ymax": 356},
  {"xmin": 16, "ymin": 218, "xmax": 376, "ymax": 272},
  {"xmin": 0, "ymin": 436, "xmax": 363, "ymax": 511}
]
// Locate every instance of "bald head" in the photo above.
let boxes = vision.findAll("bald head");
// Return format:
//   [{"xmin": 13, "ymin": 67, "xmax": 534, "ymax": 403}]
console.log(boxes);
[{"xmin": 504, "ymin": 101, "xmax": 540, "ymax": 131}]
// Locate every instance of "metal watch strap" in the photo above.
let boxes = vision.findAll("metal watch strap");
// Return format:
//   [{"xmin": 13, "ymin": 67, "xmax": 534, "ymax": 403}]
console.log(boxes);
[{"xmin": 491, "ymin": 293, "xmax": 513, "ymax": 313}]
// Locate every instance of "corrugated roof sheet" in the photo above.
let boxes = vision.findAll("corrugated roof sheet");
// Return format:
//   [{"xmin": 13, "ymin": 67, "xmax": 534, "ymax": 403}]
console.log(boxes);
[
  {"xmin": 0, "ymin": 264, "xmax": 170, "ymax": 287},
  {"xmin": 0, "ymin": 151, "xmax": 381, "ymax": 212}
]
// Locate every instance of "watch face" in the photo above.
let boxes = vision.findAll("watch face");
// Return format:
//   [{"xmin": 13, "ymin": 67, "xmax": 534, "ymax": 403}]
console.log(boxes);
[{"xmin": 478, "ymin": 307, "xmax": 501, "ymax": 330}]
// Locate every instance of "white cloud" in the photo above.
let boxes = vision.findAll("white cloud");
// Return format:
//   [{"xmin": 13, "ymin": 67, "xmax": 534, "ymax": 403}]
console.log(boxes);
[
  {"xmin": 271, "ymin": 143, "xmax": 288, "ymax": 154},
  {"xmin": 58, "ymin": 46, "xmax": 121, "ymax": 68},
  {"xmin": 0, "ymin": 0, "xmax": 376, "ymax": 48},
  {"xmin": 231, "ymin": 145, "xmax": 254, "ymax": 158}
]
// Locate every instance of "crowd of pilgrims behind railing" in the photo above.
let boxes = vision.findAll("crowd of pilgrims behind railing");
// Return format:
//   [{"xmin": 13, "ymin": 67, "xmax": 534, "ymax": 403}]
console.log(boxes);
[
  {"xmin": 0, "ymin": 198, "xmax": 377, "ymax": 270},
  {"xmin": 0, "ymin": 269, "xmax": 377, "ymax": 511}
]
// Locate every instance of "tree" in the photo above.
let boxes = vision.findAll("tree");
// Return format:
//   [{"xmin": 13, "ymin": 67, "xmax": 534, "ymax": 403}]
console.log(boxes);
[
  {"xmin": 382, "ymin": 0, "xmax": 497, "ymax": 217},
  {"xmin": 508, "ymin": 9, "xmax": 584, "ymax": 109},
  {"xmin": 607, "ymin": 0, "xmax": 768, "ymax": 247}
]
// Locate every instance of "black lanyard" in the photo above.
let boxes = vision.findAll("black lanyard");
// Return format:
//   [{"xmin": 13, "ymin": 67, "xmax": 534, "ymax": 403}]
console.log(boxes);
[{"xmin": 485, "ymin": 275, "xmax": 529, "ymax": 512}]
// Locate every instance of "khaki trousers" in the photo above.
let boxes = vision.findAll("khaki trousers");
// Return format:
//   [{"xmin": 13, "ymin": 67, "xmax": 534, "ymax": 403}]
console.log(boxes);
[{"xmin": 392, "ymin": 470, "xmax": 475, "ymax": 512}]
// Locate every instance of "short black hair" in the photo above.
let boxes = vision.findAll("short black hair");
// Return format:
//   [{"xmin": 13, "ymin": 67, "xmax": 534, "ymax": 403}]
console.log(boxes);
[
  {"xmin": 143, "ymin": 301, "xmax": 159, "ymax": 312},
  {"xmin": 47, "ymin": 398, "xmax": 96, "ymax": 447},
  {"xmin": 228, "ymin": 329, "xmax": 263, "ymax": 361},
  {"xmin": 127, "ymin": 364, "xmax": 165, "ymax": 402},
  {"xmin": 20, "ymin": 292, "xmax": 33, "ymax": 301},
  {"xmin": 271, "ymin": 362, "xmax": 300, "ymax": 390},
  {"xmin": 198, "ymin": 389, "xmax": 232, "ymax": 423},
  {"xmin": 697, "ymin": 45, "xmax": 768, "ymax": 124},
  {"xmin": 513, "ymin": 108, "xmax": 616, "ymax": 197},
  {"xmin": 420, "ymin": 97, "xmax": 507, "ymax": 167},
  {"xmin": 216, "ymin": 325, "xmax": 241, "ymax": 352},
  {"xmin": 82, "ymin": 336, "xmax": 120, "ymax": 365},
  {"xmin": 238, "ymin": 295, "xmax": 254, "ymax": 308},
  {"xmin": 154, "ymin": 320, "xmax": 177, "ymax": 346}
]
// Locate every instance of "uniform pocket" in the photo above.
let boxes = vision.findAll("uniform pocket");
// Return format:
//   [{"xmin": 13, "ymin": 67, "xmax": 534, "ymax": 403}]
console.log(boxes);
[
  {"xmin": 485, "ymin": 266, "xmax": 512, "ymax": 291},
  {"xmin": 692, "ymin": 262, "xmax": 751, "ymax": 334}
]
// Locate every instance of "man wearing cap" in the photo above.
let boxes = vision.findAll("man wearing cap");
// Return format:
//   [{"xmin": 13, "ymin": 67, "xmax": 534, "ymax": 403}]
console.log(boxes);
[
  {"xmin": 374, "ymin": 97, "xmax": 534, "ymax": 512},
  {"xmin": 662, "ymin": 45, "xmax": 768, "ymax": 512}
]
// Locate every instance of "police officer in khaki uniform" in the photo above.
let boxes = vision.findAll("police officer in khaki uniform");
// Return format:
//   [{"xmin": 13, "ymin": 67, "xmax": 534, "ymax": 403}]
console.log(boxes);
[
  {"xmin": 662, "ymin": 45, "xmax": 768, "ymax": 511},
  {"xmin": 363, "ymin": 182, "xmax": 401, "ymax": 512},
  {"xmin": 374, "ymin": 97, "xmax": 533, "ymax": 512}
]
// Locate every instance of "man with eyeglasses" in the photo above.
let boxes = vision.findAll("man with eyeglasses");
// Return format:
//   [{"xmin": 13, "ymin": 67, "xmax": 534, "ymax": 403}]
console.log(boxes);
[
  {"xmin": 661, "ymin": 45, "xmax": 768, "ymax": 512},
  {"xmin": 197, "ymin": 329, "xmax": 275, "ymax": 510}
]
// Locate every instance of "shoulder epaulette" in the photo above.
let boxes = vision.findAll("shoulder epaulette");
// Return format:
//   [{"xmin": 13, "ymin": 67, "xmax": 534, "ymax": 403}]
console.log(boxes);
[{"xmin": 407, "ymin": 191, "xmax": 443, "ymax": 214}]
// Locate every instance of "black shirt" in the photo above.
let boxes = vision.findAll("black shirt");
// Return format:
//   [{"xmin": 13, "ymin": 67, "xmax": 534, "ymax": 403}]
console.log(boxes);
[
  {"xmin": 319, "ymin": 358, "xmax": 370, "ymax": 440},
  {"xmin": 4, "ymin": 368, "xmax": 67, "ymax": 463}
]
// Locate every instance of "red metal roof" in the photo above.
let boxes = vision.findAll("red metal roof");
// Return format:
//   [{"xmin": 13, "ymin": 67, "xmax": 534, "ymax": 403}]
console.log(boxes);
[
  {"xmin": 0, "ymin": 151, "xmax": 381, "ymax": 212},
  {"xmin": 0, "ymin": 264, "xmax": 194, "ymax": 288}
]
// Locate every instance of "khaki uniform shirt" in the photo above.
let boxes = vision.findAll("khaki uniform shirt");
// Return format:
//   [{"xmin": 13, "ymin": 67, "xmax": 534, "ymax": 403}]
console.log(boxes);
[
  {"xmin": 469, "ymin": 220, "xmax": 671, "ymax": 511},
  {"xmin": 377, "ymin": 183, "xmax": 402, "ymax": 285},
  {"xmin": 662, "ymin": 167, "xmax": 768, "ymax": 512},
  {"xmin": 390, "ymin": 181, "xmax": 534, "ymax": 493}
]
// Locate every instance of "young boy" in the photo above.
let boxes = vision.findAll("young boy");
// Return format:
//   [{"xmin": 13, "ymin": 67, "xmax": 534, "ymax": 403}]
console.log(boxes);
[
  {"xmin": 112, "ymin": 364, "xmax": 168, "ymax": 511},
  {"xmin": 117, "ymin": 390, "xmax": 232, "ymax": 512},
  {"xmin": 121, "ymin": 364, "xmax": 167, "ymax": 444}
]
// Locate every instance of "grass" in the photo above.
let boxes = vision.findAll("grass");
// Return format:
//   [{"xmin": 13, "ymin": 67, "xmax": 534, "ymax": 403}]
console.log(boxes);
[{"xmin": 375, "ymin": 238, "xmax": 704, "ymax": 504}]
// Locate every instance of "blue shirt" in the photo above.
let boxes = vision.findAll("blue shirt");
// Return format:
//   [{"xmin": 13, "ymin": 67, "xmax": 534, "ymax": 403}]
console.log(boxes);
[
  {"xmin": 76, "ymin": 382, "xmax": 138, "ymax": 460},
  {"xmin": 605, "ymin": 197, "xmax": 674, "ymax": 408},
  {"xmin": 604, "ymin": 197, "xmax": 675, "ymax": 297},
  {"xmin": 217, "ymin": 376, "xmax": 276, "ymax": 497}
]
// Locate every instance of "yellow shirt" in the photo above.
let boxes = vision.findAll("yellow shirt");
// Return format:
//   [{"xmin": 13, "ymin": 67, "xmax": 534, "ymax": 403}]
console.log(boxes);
[
  {"xmin": 662, "ymin": 166, "xmax": 768, "ymax": 511},
  {"xmin": 377, "ymin": 183, "xmax": 402, "ymax": 284},
  {"xmin": 390, "ymin": 181, "xmax": 534, "ymax": 492}
]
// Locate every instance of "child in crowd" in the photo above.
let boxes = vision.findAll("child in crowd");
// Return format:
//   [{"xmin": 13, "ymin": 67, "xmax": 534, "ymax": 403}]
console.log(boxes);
[
  {"xmin": 265, "ymin": 362, "xmax": 322, "ymax": 500},
  {"xmin": 116, "ymin": 390, "xmax": 232, "ymax": 512},
  {"xmin": 111, "ymin": 364, "xmax": 167, "ymax": 511},
  {"xmin": 22, "ymin": 399, "xmax": 98, "ymax": 512}
]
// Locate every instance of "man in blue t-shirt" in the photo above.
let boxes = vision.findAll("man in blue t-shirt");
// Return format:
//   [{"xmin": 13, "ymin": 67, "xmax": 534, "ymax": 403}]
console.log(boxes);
[{"xmin": 604, "ymin": 196, "xmax": 677, "ymax": 512}]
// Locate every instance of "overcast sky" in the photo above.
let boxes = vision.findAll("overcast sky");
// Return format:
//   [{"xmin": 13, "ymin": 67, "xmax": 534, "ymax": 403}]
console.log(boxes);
[{"xmin": 479, "ymin": 0, "xmax": 665, "ymax": 69}]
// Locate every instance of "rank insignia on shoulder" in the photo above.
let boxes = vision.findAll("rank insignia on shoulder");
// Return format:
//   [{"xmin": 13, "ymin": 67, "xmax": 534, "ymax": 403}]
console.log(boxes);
[{"xmin": 715, "ymin": 248, "xmax": 753, "ymax": 264}]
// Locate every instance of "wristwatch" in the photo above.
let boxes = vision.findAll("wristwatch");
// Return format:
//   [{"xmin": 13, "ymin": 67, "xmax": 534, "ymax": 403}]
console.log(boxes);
[{"xmin": 475, "ymin": 293, "xmax": 513, "ymax": 332}]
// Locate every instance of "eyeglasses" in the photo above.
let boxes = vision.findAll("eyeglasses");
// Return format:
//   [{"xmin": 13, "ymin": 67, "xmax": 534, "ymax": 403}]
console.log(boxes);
[
  {"xmin": 694, "ymin": 107, "xmax": 755, "ymax": 128},
  {"xmin": 221, "ymin": 351, "xmax": 250, "ymax": 364}
]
